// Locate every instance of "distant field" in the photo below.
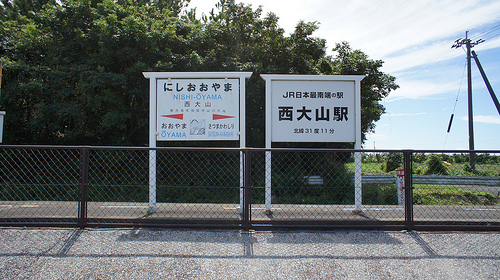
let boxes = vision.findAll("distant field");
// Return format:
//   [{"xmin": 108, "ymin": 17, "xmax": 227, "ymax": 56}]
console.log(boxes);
[
  {"xmin": 345, "ymin": 162, "xmax": 500, "ymax": 176},
  {"xmin": 345, "ymin": 158, "xmax": 500, "ymax": 206}
]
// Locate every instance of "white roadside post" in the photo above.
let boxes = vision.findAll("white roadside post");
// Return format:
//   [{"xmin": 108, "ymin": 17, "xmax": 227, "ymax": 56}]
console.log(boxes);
[
  {"xmin": 396, "ymin": 170, "xmax": 405, "ymax": 205},
  {"xmin": 143, "ymin": 72, "xmax": 251, "ymax": 214},
  {"xmin": 261, "ymin": 74, "xmax": 364, "ymax": 213}
]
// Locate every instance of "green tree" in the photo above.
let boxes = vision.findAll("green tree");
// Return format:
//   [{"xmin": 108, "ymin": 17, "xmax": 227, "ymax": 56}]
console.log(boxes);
[
  {"xmin": 384, "ymin": 152, "xmax": 402, "ymax": 173},
  {"xmin": 1, "ymin": 0, "xmax": 57, "ymax": 20},
  {"xmin": 1, "ymin": 0, "xmax": 198, "ymax": 144},
  {"xmin": 0, "ymin": 0, "xmax": 398, "ymax": 146},
  {"xmin": 424, "ymin": 154, "xmax": 448, "ymax": 175}
]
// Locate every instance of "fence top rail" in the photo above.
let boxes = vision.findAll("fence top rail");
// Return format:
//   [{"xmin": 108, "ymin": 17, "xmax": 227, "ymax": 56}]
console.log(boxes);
[
  {"xmin": 402, "ymin": 149, "xmax": 500, "ymax": 154},
  {"xmin": 362, "ymin": 174, "xmax": 500, "ymax": 186},
  {"xmin": 0, "ymin": 145, "xmax": 499, "ymax": 154},
  {"xmin": 0, "ymin": 145, "xmax": 85, "ymax": 150},
  {"xmin": 0, "ymin": 145, "xmax": 412, "ymax": 153}
]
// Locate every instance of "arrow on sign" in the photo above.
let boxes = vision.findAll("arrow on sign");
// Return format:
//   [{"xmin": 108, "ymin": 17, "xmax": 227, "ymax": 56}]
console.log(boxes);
[
  {"xmin": 213, "ymin": 114, "xmax": 235, "ymax": 120},
  {"xmin": 161, "ymin": 114, "xmax": 184, "ymax": 120}
]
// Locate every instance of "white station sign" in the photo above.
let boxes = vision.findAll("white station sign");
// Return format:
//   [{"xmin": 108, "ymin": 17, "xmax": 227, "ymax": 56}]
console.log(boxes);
[
  {"xmin": 270, "ymin": 79, "xmax": 356, "ymax": 142},
  {"xmin": 156, "ymin": 78, "xmax": 240, "ymax": 141}
]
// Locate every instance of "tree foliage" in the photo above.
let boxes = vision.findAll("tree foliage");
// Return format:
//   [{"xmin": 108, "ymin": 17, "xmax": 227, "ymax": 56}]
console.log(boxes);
[
  {"xmin": 0, "ymin": 0, "xmax": 398, "ymax": 146},
  {"xmin": 423, "ymin": 154, "xmax": 449, "ymax": 175}
]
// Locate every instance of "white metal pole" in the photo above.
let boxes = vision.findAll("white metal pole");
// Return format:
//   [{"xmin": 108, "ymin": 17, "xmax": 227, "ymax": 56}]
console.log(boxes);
[
  {"xmin": 148, "ymin": 76, "xmax": 158, "ymax": 213},
  {"xmin": 354, "ymin": 152, "xmax": 362, "ymax": 212},
  {"xmin": 0, "ymin": 111, "xmax": 5, "ymax": 143},
  {"xmin": 239, "ymin": 76, "xmax": 246, "ymax": 214},
  {"xmin": 354, "ymin": 79, "xmax": 363, "ymax": 213},
  {"xmin": 265, "ymin": 151, "xmax": 272, "ymax": 212},
  {"xmin": 265, "ymin": 78, "xmax": 272, "ymax": 212}
]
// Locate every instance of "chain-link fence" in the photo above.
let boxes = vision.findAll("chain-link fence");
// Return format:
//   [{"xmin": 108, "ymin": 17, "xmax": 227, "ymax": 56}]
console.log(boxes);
[
  {"xmin": 248, "ymin": 150, "xmax": 407, "ymax": 229},
  {"xmin": 0, "ymin": 146, "xmax": 81, "ymax": 226},
  {"xmin": 410, "ymin": 151, "xmax": 500, "ymax": 229},
  {"xmin": 1, "ymin": 146, "xmax": 499, "ymax": 230},
  {"xmin": 86, "ymin": 147, "xmax": 243, "ymax": 227}
]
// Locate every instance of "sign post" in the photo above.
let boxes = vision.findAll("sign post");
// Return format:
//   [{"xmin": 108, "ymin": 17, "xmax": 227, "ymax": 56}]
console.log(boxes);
[
  {"xmin": 261, "ymin": 74, "xmax": 365, "ymax": 212},
  {"xmin": 0, "ymin": 60, "xmax": 4, "ymax": 143},
  {"xmin": 0, "ymin": 111, "xmax": 4, "ymax": 143},
  {"xmin": 396, "ymin": 170, "xmax": 405, "ymax": 205},
  {"xmin": 143, "ymin": 72, "xmax": 252, "ymax": 213}
]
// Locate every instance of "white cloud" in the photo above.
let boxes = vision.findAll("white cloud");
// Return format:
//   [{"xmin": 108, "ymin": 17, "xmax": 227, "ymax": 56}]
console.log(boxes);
[
  {"xmin": 462, "ymin": 115, "xmax": 500, "ymax": 124},
  {"xmin": 386, "ymin": 80, "xmax": 459, "ymax": 101},
  {"xmin": 292, "ymin": 0, "xmax": 500, "ymax": 77},
  {"xmin": 188, "ymin": 0, "xmax": 500, "ymax": 61},
  {"xmin": 384, "ymin": 36, "xmax": 500, "ymax": 76},
  {"xmin": 312, "ymin": 1, "xmax": 500, "ymax": 55},
  {"xmin": 383, "ymin": 42, "xmax": 461, "ymax": 75}
]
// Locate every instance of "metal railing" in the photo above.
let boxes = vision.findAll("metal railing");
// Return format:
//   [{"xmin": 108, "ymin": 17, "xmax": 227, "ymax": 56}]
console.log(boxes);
[
  {"xmin": 363, "ymin": 174, "xmax": 500, "ymax": 186},
  {"xmin": 1, "ymin": 145, "xmax": 499, "ymax": 230}
]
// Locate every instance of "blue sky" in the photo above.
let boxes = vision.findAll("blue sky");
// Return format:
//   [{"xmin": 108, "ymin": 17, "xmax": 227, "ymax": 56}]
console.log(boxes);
[{"xmin": 187, "ymin": 0, "xmax": 500, "ymax": 150}]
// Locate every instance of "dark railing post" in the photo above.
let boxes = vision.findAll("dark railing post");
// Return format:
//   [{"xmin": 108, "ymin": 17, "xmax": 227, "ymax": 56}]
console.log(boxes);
[
  {"xmin": 78, "ymin": 147, "xmax": 89, "ymax": 229},
  {"xmin": 242, "ymin": 149, "xmax": 252, "ymax": 230},
  {"xmin": 403, "ymin": 150, "xmax": 414, "ymax": 230}
]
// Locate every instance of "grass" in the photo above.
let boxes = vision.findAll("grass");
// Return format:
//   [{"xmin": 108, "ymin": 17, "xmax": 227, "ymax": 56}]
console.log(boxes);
[
  {"xmin": 345, "ymin": 162, "xmax": 388, "ymax": 174},
  {"xmin": 2, "ymin": 182, "xmax": 498, "ymax": 206},
  {"xmin": 346, "ymin": 161, "xmax": 500, "ymax": 176},
  {"xmin": 413, "ymin": 185, "xmax": 499, "ymax": 206},
  {"xmin": 362, "ymin": 184, "xmax": 398, "ymax": 205}
]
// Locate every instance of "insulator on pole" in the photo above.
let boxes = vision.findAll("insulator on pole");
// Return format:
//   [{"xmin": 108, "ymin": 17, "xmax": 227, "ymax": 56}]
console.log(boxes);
[{"xmin": 447, "ymin": 114, "xmax": 454, "ymax": 133}]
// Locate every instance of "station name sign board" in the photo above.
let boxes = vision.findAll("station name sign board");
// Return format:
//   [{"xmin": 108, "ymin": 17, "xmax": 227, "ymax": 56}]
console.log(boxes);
[
  {"xmin": 263, "ymin": 75, "xmax": 364, "ymax": 143},
  {"xmin": 156, "ymin": 78, "xmax": 240, "ymax": 141}
]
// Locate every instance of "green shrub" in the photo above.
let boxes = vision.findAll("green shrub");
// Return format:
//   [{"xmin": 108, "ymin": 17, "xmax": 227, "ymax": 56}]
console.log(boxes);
[
  {"xmin": 384, "ymin": 153, "xmax": 402, "ymax": 173},
  {"xmin": 424, "ymin": 154, "xmax": 448, "ymax": 175},
  {"xmin": 362, "ymin": 184, "xmax": 398, "ymax": 205}
]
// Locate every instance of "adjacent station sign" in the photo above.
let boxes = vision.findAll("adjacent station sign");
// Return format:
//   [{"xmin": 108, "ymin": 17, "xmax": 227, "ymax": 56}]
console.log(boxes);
[
  {"xmin": 156, "ymin": 78, "xmax": 240, "ymax": 141},
  {"xmin": 144, "ymin": 72, "xmax": 252, "ymax": 144},
  {"xmin": 143, "ymin": 72, "xmax": 252, "ymax": 211}
]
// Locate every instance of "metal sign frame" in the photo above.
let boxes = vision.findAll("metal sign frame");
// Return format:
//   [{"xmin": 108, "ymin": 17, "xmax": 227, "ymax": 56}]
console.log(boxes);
[
  {"xmin": 261, "ymin": 74, "xmax": 365, "ymax": 212},
  {"xmin": 143, "ymin": 72, "xmax": 252, "ymax": 211}
]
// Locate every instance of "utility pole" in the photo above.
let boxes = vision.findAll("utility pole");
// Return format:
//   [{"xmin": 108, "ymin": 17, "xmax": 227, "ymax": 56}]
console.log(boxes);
[
  {"xmin": 452, "ymin": 31, "xmax": 484, "ymax": 170},
  {"xmin": 471, "ymin": 50, "xmax": 500, "ymax": 116}
]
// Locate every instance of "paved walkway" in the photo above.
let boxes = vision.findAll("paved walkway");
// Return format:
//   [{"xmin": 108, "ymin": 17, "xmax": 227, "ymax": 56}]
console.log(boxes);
[
  {"xmin": 1, "ymin": 227, "xmax": 499, "ymax": 279},
  {"xmin": 2, "ymin": 201, "xmax": 499, "ymax": 222}
]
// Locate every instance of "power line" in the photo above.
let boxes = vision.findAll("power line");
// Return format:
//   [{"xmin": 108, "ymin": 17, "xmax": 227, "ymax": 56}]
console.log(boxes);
[
  {"xmin": 443, "ymin": 60, "xmax": 466, "ymax": 149},
  {"xmin": 395, "ymin": 48, "xmax": 456, "ymax": 81},
  {"xmin": 395, "ymin": 22, "xmax": 500, "ymax": 81},
  {"xmin": 470, "ymin": 23, "xmax": 500, "ymax": 41}
]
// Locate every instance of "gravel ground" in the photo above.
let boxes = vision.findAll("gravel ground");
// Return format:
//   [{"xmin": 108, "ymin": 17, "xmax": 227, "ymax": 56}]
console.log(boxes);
[{"xmin": 0, "ymin": 227, "xmax": 499, "ymax": 279}]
